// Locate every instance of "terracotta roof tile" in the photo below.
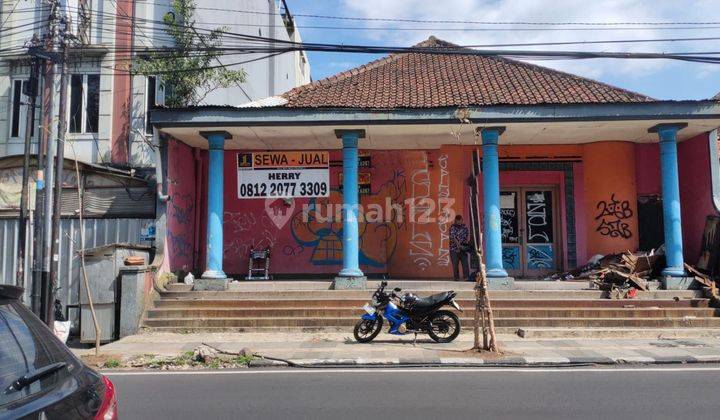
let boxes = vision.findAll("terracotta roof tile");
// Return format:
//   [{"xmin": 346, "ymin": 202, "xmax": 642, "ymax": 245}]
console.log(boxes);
[{"xmin": 282, "ymin": 36, "xmax": 654, "ymax": 108}]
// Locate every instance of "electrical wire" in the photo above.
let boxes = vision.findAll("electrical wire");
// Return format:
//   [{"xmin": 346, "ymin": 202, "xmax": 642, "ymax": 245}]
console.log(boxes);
[{"xmin": 6, "ymin": 6, "xmax": 720, "ymax": 68}]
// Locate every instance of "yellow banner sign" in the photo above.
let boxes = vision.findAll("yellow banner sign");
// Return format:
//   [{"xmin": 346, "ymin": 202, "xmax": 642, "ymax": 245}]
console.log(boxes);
[{"xmin": 252, "ymin": 151, "xmax": 329, "ymax": 169}]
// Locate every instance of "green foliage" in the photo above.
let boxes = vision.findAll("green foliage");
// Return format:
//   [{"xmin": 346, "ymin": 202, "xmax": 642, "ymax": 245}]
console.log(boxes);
[
  {"xmin": 232, "ymin": 355, "xmax": 255, "ymax": 366},
  {"xmin": 103, "ymin": 358, "xmax": 121, "ymax": 369},
  {"xmin": 132, "ymin": 0, "xmax": 246, "ymax": 107}
]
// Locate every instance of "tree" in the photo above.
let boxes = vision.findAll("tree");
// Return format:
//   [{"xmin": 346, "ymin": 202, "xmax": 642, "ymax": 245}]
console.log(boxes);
[{"xmin": 132, "ymin": 0, "xmax": 246, "ymax": 107}]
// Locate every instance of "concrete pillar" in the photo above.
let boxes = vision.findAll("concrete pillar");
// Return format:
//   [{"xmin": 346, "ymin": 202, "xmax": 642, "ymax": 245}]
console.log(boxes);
[
  {"xmin": 200, "ymin": 131, "xmax": 231, "ymax": 282},
  {"xmin": 334, "ymin": 129, "xmax": 366, "ymax": 288},
  {"xmin": 649, "ymin": 123, "xmax": 687, "ymax": 281},
  {"xmin": 480, "ymin": 127, "xmax": 509, "ymax": 278}
]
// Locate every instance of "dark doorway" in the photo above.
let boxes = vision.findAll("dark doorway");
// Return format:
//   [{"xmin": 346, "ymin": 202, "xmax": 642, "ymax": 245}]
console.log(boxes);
[{"xmin": 637, "ymin": 196, "xmax": 664, "ymax": 251}]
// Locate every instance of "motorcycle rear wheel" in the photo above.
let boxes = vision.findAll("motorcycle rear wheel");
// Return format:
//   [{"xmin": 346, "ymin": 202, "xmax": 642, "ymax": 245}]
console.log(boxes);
[
  {"xmin": 427, "ymin": 310, "xmax": 461, "ymax": 343},
  {"xmin": 353, "ymin": 316, "xmax": 383, "ymax": 343}
]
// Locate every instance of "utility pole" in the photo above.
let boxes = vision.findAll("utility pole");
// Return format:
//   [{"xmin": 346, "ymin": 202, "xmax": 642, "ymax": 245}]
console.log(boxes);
[
  {"xmin": 16, "ymin": 36, "xmax": 41, "ymax": 291},
  {"xmin": 30, "ymin": 1, "xmax": 64, "ymax": 316},
  {"xmin": 39, "ymin": 0, "xmax": 65, "ymax": 326},
  {"xmin": 47, "ymin": 16, "xmax": 69, "ymax": 326}
]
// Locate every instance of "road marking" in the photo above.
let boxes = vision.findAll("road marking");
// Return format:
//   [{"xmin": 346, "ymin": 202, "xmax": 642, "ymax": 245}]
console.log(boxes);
[{"xmin": 106, "ymin": 366, "xmax": 720, "ymax": 376}]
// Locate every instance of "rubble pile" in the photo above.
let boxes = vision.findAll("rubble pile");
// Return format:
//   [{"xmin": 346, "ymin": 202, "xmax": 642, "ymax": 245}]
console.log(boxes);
[
  {"xmin": 546, "ymin": 249, "xmax": 663, "ymax": 286},
  {"xmin": 590, "ymin": 251, "xmax": 663, "ymax": 297},
  {"xmin": 547, "ymin": 247, "xmax": 720, "ymax": 300}
]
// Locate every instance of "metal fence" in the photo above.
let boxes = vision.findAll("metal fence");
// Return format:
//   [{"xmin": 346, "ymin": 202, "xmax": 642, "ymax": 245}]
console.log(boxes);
[{"xmin": 0, "ymin": 218, "xmax": 154, "ymax": 310}]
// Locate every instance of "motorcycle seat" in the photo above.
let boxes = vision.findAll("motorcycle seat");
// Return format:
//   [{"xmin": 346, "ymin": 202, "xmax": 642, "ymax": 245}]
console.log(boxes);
[{"xmin": 412, "ymin": 292, "xmax": 452, "ymax": 308}]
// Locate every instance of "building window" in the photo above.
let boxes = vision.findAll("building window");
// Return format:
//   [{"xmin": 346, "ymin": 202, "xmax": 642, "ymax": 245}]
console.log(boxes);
[
  {"xmin": 9, "ymin": 79, "xmax": 34, "ymax": 139},
  {"xmin": 68, "ymin": 74, "xmax": 100, "ymax": 134},
  {"xmin": 145, "ymin": 75, "xmax": 156, "ymax": 134}
]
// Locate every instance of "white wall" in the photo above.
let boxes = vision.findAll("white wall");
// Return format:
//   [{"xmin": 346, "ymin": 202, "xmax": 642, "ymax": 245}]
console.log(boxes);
[
  {"xmin": 0, "ymin": 0, "xmax": 311, "ymax": 166},
  {"xmin": 193, "ymin": 0, "xmax": 309, "ymax": 105}
]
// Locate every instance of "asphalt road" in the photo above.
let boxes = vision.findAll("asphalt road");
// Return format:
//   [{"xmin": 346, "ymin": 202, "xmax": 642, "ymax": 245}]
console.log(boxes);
[{"xmin": 108, "ymin": 366, "xmax": 720, "ymax": 420}]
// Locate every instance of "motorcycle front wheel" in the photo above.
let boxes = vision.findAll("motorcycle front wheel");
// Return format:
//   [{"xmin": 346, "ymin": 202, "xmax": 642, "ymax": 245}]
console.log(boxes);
[
  {"xmin": 427, "ymin": 310, "xmax": 461, "ymax": 343},
  {"xmin": 353, "ymin": 316, "xmax": 383, "ymax": 343}
]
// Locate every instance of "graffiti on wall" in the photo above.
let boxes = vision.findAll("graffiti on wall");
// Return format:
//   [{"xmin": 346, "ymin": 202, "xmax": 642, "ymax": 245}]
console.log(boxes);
[
  {"xmin": 500, "ymin": 192, "xmax": 519, "ymax": 244},
  {"xmin": 224, "ymin": 210, "xmax": 278, "ymax": 259},
  {"xmin": 502, "ymin": 246, "xmax": 520, "ymax": 269},
  {"xmin": 289, "ymin": 166, "xmax": 405, "ymax": 268},
  {"xmin": 595, "ymin": 193, "xmax": 633, "ymax": 239},
  {"xmin": 525, "ymin": 191, "xmax": 553, "ymax": 243},
  {"xmin": 436, "ymin": 154, "xmax": 452, "ymax": 268},
  {"xmin": 166, "ymin": 140, "xmax": 196, "ymax": 271},
  {"xmin": 527, "ymin": 244, "xmax": 554, "ymax": 269},
  {"xmin": 215, "ymin": 148, "xmax": 464, "ymax": 277},
  {"xmin": 408, "ymin": 153, "xmax": 433, "ymax": 270}
]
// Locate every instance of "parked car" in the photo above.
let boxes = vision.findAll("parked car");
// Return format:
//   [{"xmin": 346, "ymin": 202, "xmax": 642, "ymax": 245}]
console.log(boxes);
[{"xmin": 0, "ymin": 285, "xmax": 118, "ymax": 419}]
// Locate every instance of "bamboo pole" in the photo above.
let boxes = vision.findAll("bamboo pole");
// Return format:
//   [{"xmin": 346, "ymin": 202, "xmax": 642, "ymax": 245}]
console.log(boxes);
[{"xmin": 468, "ymin": 149, "xmax": 498, "ymax": 353}]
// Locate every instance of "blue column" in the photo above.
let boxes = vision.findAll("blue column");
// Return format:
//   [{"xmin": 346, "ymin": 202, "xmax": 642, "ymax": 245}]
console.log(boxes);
[
  {"xmin": 336, "ymin": 129, "xmax": 365, "ymax": 278},
  {"xmin": 200, "ymin": 131, "xmax": 231, "ymax": 279},
  {"xmin": 649, "ymin": 123, "xmax": 687, "ymax": 277},
  {"xmin": 480, "ymin": 127, "xmax": 508, "ymax": 278}
]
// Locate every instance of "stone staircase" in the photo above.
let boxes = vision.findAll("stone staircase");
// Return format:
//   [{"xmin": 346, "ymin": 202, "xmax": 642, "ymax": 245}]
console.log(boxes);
[{"xmin": 142, "ymin": 281, "xmax": 720, "ymax": 338}]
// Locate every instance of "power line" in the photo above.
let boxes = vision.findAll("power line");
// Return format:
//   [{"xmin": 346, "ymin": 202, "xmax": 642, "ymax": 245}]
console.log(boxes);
[
  {"xmin": 8, "ymin": 8, "xmax": 720, "ymax": 68},
  {"xmin": 188, "ymin": 5, "xmax": 720, "ymax": 27},
  {"xmin": 10, "ymin": 4, "xmax": 720, "ymax": 33}
]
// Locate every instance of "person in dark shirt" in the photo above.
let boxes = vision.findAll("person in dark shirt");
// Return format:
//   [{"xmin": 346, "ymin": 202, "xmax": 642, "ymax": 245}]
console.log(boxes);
[{"xmin": 449, "ymin": 214, "xmax": 471, "ymax": 281}]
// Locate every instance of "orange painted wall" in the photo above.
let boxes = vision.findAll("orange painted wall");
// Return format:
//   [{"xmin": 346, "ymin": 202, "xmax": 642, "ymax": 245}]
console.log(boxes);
[
  {"xmin": 581, "ymin": 142, "xmax": 639, "ymax": 256},
  {"xmin": 172, "ymin": 140, "xmax": 643, "ymax": 278},
  {"xmin": 498, "ymin": 144, "xmax": 583, "ymax": 160},
  {"xmin": 384, "ymin": 145, "xmax": 468, "ymax": 278}
]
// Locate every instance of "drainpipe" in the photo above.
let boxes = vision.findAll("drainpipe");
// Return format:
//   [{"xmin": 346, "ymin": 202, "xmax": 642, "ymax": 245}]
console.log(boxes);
[{"xmin": 153, "ymin": 127, "xmax": 170, "ymax": 202}]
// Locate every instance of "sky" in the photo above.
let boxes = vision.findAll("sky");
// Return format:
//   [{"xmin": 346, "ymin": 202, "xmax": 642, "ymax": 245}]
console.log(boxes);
[{"xmin": 287, "ymin": 0, "xmax": 720, "ymax": 100}]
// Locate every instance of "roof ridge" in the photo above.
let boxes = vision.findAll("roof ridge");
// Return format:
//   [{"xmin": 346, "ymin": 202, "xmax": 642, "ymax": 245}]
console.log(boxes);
[{"xmin": 283, "ymin": 36, "xmax": 467, "ymax": 100}]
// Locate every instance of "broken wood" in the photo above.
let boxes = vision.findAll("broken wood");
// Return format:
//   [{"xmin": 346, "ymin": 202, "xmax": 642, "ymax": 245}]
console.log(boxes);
[{"xmin": 685, "ymin": 263, "xmax": 713, "ymax": 288}]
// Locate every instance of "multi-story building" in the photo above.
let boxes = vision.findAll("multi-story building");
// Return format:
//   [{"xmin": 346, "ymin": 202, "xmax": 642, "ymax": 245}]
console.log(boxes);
[{"xmin": 0, "ymin": 0, "xmax": 310, "ymax": 166}]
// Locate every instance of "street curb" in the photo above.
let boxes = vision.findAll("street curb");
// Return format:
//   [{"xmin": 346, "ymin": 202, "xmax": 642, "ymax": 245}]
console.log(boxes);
[{"xmin": 252, "ymin": 355, "xmax": 720, "ymax": 368}]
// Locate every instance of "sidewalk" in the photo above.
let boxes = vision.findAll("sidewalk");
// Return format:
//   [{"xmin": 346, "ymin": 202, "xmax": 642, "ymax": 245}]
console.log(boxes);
[{"xmin": 72, "ymin": 331, "xmax": 720, "ymax": 367}]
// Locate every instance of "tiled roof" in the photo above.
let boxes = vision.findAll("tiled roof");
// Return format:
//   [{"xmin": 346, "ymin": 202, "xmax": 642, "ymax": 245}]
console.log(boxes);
[{"xmin": 282, "ymin": 36, "xmax": 655, "ymax": 109}]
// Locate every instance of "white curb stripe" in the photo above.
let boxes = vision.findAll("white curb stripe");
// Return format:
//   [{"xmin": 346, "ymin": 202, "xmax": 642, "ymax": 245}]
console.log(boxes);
[{"xmin": 105, "ymin": 366, "xmax": 720, "ymax": 376}]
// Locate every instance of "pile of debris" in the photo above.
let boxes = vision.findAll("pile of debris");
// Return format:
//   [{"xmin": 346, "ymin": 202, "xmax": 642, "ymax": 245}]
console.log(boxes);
[
  {"xmin": 589, "ymin": 250, "xmax": 664, "ymax": 297},
  {"xmin": 546, "ymin": 249, "xmax": 663, "ymax": 284},
  {"xmin": 547, "ymin": 247, "xmax": 720, "ymax": 300}
]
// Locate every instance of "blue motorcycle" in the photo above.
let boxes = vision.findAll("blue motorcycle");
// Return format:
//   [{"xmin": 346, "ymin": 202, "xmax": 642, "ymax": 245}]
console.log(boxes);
[{"xmin": 353, "ymin": 281, "xmax": 462, "ymax": 343}]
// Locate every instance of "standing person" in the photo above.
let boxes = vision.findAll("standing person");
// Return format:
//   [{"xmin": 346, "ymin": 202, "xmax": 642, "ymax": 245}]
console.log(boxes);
[{"xmin": 449, "ymin": 215, "xmax": 471, "ymax": 281}]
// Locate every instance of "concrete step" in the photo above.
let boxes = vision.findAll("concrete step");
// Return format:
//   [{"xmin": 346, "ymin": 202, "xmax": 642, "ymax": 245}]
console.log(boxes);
[
  {"xmin": 145, "ymin": 307, "xmax": 718, "ymax": 319},
  {"xmin": 165, "ymin": 283, "xmax": 193, "ymax": 292},
  {"xmin": 139, "ymin": 325, "xmax": 720, "ymax": 339},
  {"xmin": 515, "ymin": 327, "xmax": 720, "ymax": 339},
  {"xmin": 191, "ymin": 280, "xmax": 596, "ymax": 292},
  {"xmin": 152, "ymin": 298, "xmax": 710, "ymax": 309},
  {"xmin": 157, "ymin": 289, "xmax": 704, "ymax": 300},
  {"xmin": 143, "ymin": 316, "xmax": 720, "ymax": 329}
]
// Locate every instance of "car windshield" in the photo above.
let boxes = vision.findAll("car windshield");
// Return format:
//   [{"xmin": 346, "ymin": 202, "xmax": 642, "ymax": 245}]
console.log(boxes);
[{"xmin": 0, "ymin": 299, "xmax": 78, "ymax": 408}]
